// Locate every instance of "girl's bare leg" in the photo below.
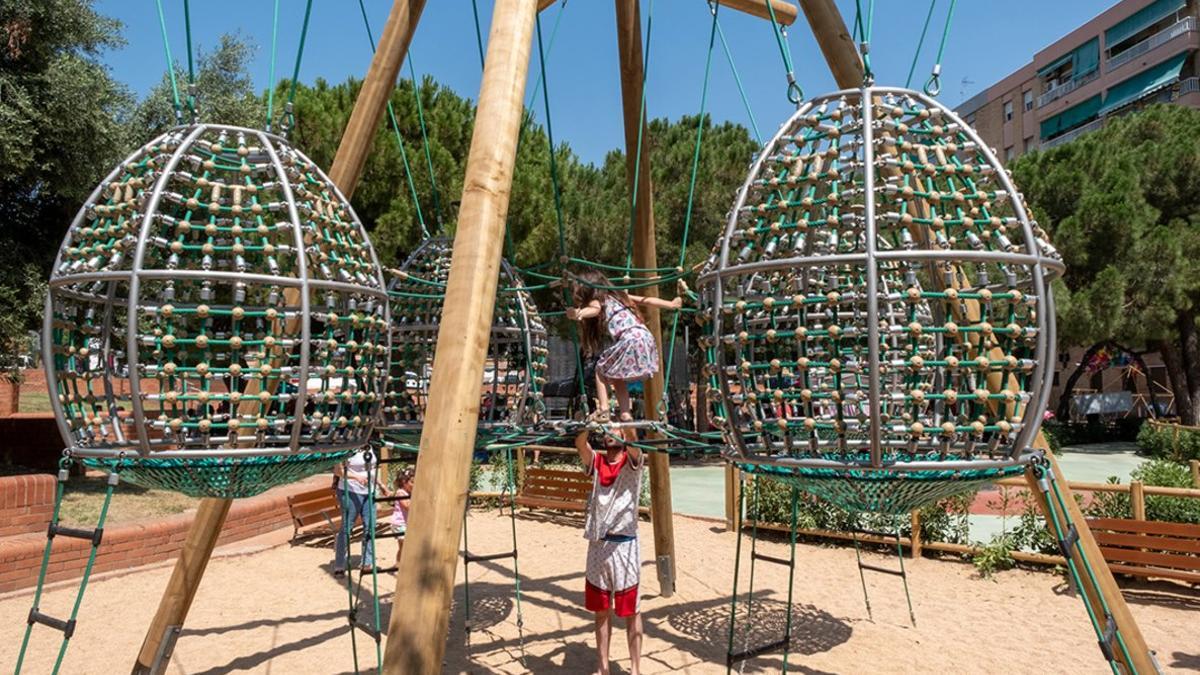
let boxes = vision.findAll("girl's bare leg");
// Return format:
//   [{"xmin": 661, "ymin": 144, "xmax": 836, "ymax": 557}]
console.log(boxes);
[
  {"xmin": 394, "ymin": 538, "xmax": 404, "ymax": 568},
  {"xmin": 614, "ymin": 382, "xmax": 632, "ymax": 419},
  {"xmin": 626, "ymin": 612, "xmax": 643, "ymax": 675},
  {"xmin": 594, "ymin": 610, "xmax": 612, "ymax": 675},
  {"xmin": 594, "ymin": 371, "xmax": 611, "ymax": 418}
]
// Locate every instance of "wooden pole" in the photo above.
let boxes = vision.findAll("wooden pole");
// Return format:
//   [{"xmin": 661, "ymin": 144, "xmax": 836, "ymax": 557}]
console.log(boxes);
[
  {"xmin": 131, "ymin": 498, "xmax": 231, "ymax": 673},
  {"xmin": 909, "ymin": 510, "xmax": 922, "ymax": 558},
  {"xmin": 132, "ymin": 5, "xmax": 426, "ymax": 672},
  {"xmin": 327, "ymin": 0, "xmax": 427, "ymax": 193},
  {"xmin": 1025, "ymin": 454, "xmax": 1156, "ymax": 674},
  {"xmin": 1130, "ymin": 480, "xmax": 1146, "ymax": 521},
  {"xmin": 1191, "ymin": 459, "xmax": 1200, "ymax": 488},
  {"xmin": 614, "ymin": 0, "xmax": 677, "ymax": 597},
  {"xmin": 724, "ymin": 462, "xmax": 739, "ymax": 531},
  {"xmin": 797, "ymin": 0, "xmax": 863, "ymax": 89},
  {"xmin": 382, "ymin": 0, "xmax": 538, "ymax": 671}
]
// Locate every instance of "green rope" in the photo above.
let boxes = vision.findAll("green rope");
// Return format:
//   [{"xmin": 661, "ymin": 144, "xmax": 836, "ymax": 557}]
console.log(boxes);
[
  {"xmin": 282, "ymin": 0, "xmax": 316, "ymax": 135},
  {"xmin": 153, "ymin": 0, "xmax": 182, "ymax": 123},
  {"xmin": 781, "ymin": 487, "xmax": 800, "ymax": 673},
  {"xmin": 533, "ymin": 11, "xmax": 591, "ymax": 410},
  {"xmin": 925, "ymin": 0, "xmax": 958, "ymax": 96},
  {"xmin": 504, "ymin": 447, "xmax": 527, "ymax": 663},
  {"xmin": 714, "ymin": 16, "xmax": 762, "ymax": 144},
  {"xmin": 660, "ymin": 1, "xmax": 720, "ymax": 414},
  {"xmin": 406, "ymin": 56, "xmax": 443, "ymax": 232},
  {"xmin": 266, "ymin": 0, "xmax": 281, "ymax": 129},
  {"xmin": 905, "ymin": 0, "xmax": 937, "ymax": 89},
  {"xmin": 622, "ymin": 0, "xmax": 656, "ymax": 275},
  {"xmin": 356, "ymin": 0, "xmax": 429, "ymax": 239},
  {"xmin": 725, "ymin": 470, "xmax": 747, "ymax": 669},
  {"xmin": 183, "ymin": 0, "xmax": 196, "ymax": 120},
  {"xmin": 15, "ymin": 460, "xmax": 122, "ymax": 675},
  {"xmin": 763, "ymin": 0, "xmax": 802, "ymax": 103},
  {"xmin": 470, "ymin": 0, "xmax": 486, "ymax": 70},
  {"xmin": 853, "ymin": 0, "xmax": 874, "ymax": 84}
]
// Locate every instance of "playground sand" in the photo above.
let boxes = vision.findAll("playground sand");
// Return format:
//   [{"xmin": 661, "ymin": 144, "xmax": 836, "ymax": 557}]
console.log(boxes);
[{"xmin": 2, "ymin": 510, "xmax": 1197, "ymax": 674}]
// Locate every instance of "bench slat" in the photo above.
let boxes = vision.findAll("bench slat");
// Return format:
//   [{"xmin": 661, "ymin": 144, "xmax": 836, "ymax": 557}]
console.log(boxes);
[
  {"xmin": 1092, "ymin": 531, "xmax": 1200, "ymax": 555},
  {"xmin": 515, "ymin": 496, "xmax": 588, "ymax": 512},
  {"xmin": 526, "ymin": 467, "xmax": 589, "ymax": 481},
  {"xmin": 1087, "ymin": 518, "xmax": 1200, "ymax": 538},
  {"xmin": 1096, "ymin": 546, "xmax": 1200, "ymax": 572},
  {"xmin": 524, "ymin": 479, "xmax": 591, "ymax": 494},
  {"xmin": 1106, "ymin": 562, "xmax": 1200, "ymax": 584}
]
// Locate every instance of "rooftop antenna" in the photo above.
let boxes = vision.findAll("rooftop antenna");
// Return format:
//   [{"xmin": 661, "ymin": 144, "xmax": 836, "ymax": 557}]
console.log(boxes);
[{"xmin": 960, "ymin": 76, "xmax": 975, "ymax": 100}]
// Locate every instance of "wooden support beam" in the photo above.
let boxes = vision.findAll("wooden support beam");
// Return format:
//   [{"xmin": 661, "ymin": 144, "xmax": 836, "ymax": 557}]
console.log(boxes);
[
  {"xmin": 714, "ymin": 0, "xmax": 798, "ymax": 25},
  {"xmin": 132, "ymin": 5, "xmax": 426, "ymax": 672},
  {"xmin": 797, "ymin": 0, "xmax": 863, "ymax": 89},
  {"xmin": 131, "ymin": 499, "xmax": 232, "ymax": 673},
  {"xmin": 328, "ymin": 0, "xmax": 427, "ymax": 194},
  {"xmin": 1026, "ymin": 453, "xmax": 1157, "ymax": 674},
  {"xmin": 382, "ymin": 0, "xmax": 539, "ymax": 671},
  {"xmin": 614, "ymin": 0, "xmax": 677, "ymax": 597}
]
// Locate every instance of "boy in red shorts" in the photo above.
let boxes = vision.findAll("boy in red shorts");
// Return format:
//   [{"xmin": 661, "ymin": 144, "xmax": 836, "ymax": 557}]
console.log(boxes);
[{"xmin": 575, "ymin": 429, "xmax": 644, "ymax": 675}]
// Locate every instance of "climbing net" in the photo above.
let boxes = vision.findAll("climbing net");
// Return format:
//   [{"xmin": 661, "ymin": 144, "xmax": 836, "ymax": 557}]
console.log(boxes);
[
  {"xmin": 44, "ymin": 123, "xmax": 389, "ymax": 498},
  {"xmin": 698, "ymin": 87, "xmax": 1064, "ymax": 514}
]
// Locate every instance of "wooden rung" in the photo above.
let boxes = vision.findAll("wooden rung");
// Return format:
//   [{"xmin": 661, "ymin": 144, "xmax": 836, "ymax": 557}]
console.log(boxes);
[
  {"xmin": 751, "ymin": 551, "xmax": 792, "ymax": 567},
  {"xmin": 463, "ymin": 550, "xmax": 517, "ymax": 564},
  {"xmin": 858, "ymin": 562, "xmax": 905, "ymax": 577},
  {"xmin": 726, "ymin": 636, "xmax": 791, "ymax": 665}
]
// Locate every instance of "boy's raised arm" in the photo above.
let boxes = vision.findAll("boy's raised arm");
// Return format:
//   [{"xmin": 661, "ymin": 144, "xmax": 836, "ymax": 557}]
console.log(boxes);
[{"xmin": 574, "ymin": 430, "xmax": 595, "ymax": 469}]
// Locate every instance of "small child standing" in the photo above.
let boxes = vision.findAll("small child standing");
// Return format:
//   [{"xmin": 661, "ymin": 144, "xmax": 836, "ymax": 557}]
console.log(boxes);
[
  {"xmin": 390, "ymin": 468, "xmax": 415, "ymax": 569},
  {"xmin": 574, "ymin": 429, "xmax": 644, "ymax": 675},
  {"xmin": 566, "ymin": 270, "xmax": 681, "ymax": 424}
]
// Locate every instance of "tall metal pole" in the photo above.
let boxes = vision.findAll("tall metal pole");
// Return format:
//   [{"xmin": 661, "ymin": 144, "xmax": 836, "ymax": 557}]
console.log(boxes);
[
  {"xmin": 382, "ymin": 0, "xmax": 539, "ymax": 671},
  {"xmin": 614, "ymin": 0, "xmax": 677, "ymax": 596}
]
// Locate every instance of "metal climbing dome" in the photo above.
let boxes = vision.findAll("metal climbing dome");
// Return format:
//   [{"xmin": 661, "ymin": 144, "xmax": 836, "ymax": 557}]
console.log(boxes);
[
  {"xmin": 698, "ymin": 86, "xmax": 1064, "ymax": 514},
  {"xmin": 43, "ymin": 123, "xmax": 389, "ymax": 498},
  {"xmin": 381, "ymin": 238, "xmax": 549, "ymax": 449}
]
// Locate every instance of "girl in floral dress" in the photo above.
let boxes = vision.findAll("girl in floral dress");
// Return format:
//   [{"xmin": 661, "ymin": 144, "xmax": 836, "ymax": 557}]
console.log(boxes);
[{"xmin": 566, "ymin": 270, "xmax": 682, "ymax": 426}]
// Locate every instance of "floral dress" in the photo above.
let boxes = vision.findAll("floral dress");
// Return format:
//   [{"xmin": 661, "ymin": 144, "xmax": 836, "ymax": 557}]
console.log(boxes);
[{"xmin": 595, "ymin": 297, "xmax": 659, "ymax": 382}]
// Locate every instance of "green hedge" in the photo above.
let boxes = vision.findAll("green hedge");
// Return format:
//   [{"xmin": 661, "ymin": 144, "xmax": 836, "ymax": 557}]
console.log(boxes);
[
  {"xmin": 1137, "ymin": 422, "xmax": 1200, "ymax": 462},
  {"xmin": 1087, "ymin": 459, "xmax": 1200, "ymax": 525}
]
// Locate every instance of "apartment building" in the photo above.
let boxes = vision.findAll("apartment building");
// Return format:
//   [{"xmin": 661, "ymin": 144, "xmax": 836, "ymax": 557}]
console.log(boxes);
[{"xmin": 956, "ymin": 0, "xmax": 1200, "ymax": 161}]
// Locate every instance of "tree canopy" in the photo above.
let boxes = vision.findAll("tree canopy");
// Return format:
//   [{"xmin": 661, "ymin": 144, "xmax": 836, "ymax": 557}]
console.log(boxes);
[{"xmin": 1014, "ymin": 104, "xmax": 1200, "ymax": 423}]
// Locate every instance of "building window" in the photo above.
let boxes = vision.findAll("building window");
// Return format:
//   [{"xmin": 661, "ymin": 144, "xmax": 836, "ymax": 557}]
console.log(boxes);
[
  {"xmin": 1005, "ymin": 146, "xmax": 1015, "ymax": 162},
  {"xmin": 1024, "ymin": 135, "xmax": 1035, "ymax": 151},
  {"xmin": 966, "ymin": 113, "xmax": 976, "ymax": 126},
  {"xmin": 1003, "ymin": 101, "xmax": 1014, "ymax": 122},
  {"xmin": 1023, "ymin": 90, "xmax": 1034, "ymax": 111}
]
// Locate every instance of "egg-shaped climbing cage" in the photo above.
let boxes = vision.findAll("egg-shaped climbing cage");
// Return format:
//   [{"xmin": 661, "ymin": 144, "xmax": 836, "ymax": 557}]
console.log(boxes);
[
  {"xmin": 43, "ymin": 124, "xmax": 390, "ymax": 498},
  {"xmin": 381, "ymin": 238, "xmax": 549, "ymax": 449},
  {"xmin": 698, "ymin": 86, "xmax": 1064, "ymax": 514}
]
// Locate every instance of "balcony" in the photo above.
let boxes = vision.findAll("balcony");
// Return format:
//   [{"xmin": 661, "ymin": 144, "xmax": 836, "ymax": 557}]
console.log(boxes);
[
  {"xmin": 1041, "ymin": 118, "xmax": 1104, "ymax": 150},
  {"xmin": 1107, "ymin": 16, "xmax": 1197, "ymax": 73},
  {"xmin": 1180, "ymin": 76, "xmax": 1200, "ymax": 95},
  {"xmin": 1037, "ymin": 69, "xmax": 1100, "ymax": 108}
]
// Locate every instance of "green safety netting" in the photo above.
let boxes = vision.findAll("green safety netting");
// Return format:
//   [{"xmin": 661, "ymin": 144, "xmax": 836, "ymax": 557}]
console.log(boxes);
[
  {"xmin": 83, "ymin": 451, "xmax": 353, "ymax": 499},
  {"xmin": 736, "ymin": 454, "xmax": 1028, "ymax": 515}
]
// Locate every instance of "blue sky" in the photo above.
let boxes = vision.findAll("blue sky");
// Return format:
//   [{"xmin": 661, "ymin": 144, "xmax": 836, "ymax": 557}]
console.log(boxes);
[{"xmin": 97, "ymin": 0, "xmax": 1111, "ymax": 164}]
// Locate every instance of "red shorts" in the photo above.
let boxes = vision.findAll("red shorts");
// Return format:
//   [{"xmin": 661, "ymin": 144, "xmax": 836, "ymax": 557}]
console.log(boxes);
[{"xmin": 585, "ymin": 580, "xmax": 639, "ymax": 618}]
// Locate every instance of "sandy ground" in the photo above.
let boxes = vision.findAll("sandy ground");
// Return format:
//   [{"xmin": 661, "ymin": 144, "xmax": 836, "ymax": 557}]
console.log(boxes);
[{"xmin": 2, "ymin": 510, "xmax": 1198, "ymax": 674}]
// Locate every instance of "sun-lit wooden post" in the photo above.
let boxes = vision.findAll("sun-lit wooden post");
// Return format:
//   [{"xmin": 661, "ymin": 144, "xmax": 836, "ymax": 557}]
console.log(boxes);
[
  {"xmin": 613, "ymin": 0, "xmax": 678, "ymax": 596},
  {"xmin": 328, "ymin": 0, "xmax": 427, "ymax": 192},
  {"xmin": 131, "ymin": 4, "xmax": 425, "ymax": 672},
  {"xmin": 382, "ymin": 0, "xmax": 539, "ymax": 671}
]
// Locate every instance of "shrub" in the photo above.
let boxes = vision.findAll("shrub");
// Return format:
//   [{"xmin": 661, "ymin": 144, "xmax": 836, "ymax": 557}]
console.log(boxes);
[
  {"xmin": 1136, "ymin": 422, "xmax": 1200, "ymax": 462},
  {"xmin": 973, "ymin": 535, "xmax": 1017, "ymax": 578},
  {"xmin": 1134, "ymin": 459, "xmax": 1200, "ymax": 524}
]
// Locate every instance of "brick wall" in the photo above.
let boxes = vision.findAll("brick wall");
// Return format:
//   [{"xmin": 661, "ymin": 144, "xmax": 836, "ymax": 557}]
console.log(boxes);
[
  {"xmin": 0, "ymin": 475, "xmax": 328, "ymax": 594},
  {"xmin": 0, "ymin": 473, "xmax": 56, "ymax": 537}
]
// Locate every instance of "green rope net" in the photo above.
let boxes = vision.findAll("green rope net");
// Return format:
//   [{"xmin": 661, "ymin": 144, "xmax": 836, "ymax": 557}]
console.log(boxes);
[
  {"xmin": 83, "ymin": 452, "xmax": 353, "ymax": 499},
  {"xmin": 736, "ymin": 457, "xmax": 1027, "ymax": 515}
]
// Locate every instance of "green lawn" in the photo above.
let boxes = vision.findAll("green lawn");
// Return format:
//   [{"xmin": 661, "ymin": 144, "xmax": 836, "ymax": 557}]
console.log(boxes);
[
  {"xmin": 18, "ymin": 387, "xmax": 53, "ymax": 413},
  {"xmin": 56, "ymin": 472, "xmax": 200, "ymax": 526}
]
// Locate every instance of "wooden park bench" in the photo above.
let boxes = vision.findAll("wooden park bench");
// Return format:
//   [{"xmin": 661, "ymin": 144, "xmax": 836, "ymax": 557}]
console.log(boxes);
[
  {"xmin": 286, "ymin": 486, "xmax": 394, "ymax": 541},
  {"xmin": 1087, "ymin": 518, "xmax": 1200, "ymax": 585},
  {"xmin": 515, "ymin": 466, "xmax": 593, "ymax": 512}
]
